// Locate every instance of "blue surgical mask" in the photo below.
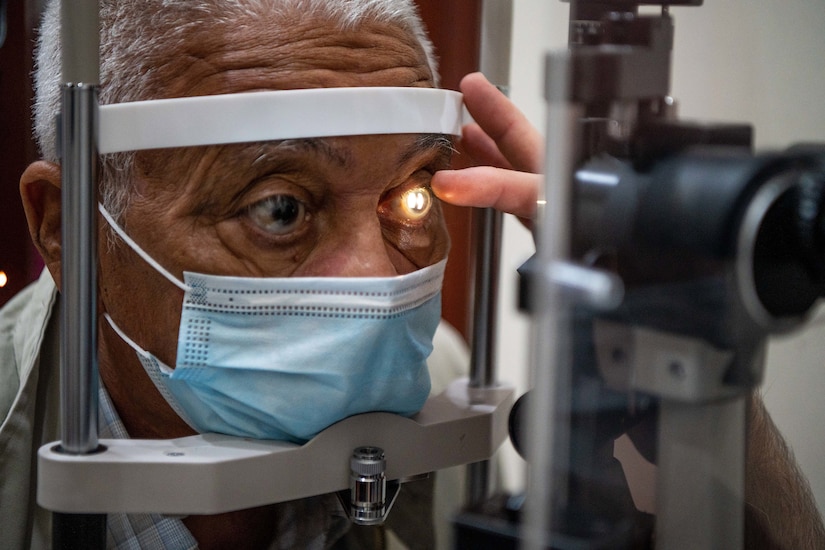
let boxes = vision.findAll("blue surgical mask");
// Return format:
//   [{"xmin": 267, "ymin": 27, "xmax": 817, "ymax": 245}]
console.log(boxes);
[{"xmin": 100, "ymin": 206, "xmax": 443, "ymax": 443}]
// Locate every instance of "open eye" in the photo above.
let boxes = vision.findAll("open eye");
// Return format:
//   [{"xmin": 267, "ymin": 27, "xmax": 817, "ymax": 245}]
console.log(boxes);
[
  {"xmin": 246, "ymin": 194, "xmax": 308, "ymax": 235},
  {"xmin": 391, "ymin": 186, "xmax": 434, "ymax": 222}
]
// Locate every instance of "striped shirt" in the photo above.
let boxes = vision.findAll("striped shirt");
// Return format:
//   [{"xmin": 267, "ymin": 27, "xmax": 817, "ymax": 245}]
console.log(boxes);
[{"xmin": 98, "ymin": 383, "xmax": 199, "ymax": 550}]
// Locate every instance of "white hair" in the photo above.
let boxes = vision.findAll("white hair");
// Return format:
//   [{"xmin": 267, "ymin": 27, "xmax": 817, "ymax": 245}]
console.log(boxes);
[{"xmin": 33, "ymin": 0, "xmax": 440, "ymax": 221}]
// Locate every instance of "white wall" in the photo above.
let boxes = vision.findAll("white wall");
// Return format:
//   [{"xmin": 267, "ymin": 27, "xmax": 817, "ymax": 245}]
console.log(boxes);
[{"xmin": 497, "ymin": 0, "xmax": 825, "ymax": 516}]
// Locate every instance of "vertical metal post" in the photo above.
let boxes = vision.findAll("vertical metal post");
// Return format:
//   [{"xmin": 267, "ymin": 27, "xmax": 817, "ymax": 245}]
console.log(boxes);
[
  {"xmin": 0, "ymin": 0, "xmax": 7, "ymax": 49},
  {"xmin": 468, "ymin": 208, "xmax": 502, "ymax": 391},
  {"xmin": 60, "ymin": 81, "xmax": 99, "ymax": 454},
  {"xmin": 55, "ymin": 1, "xmax": 106, "ymax": 547},
  {"xmin": 465, "ymin": 0, "xmax": 513, "ymax": 508},
  {"xmin": 522, "ymin": 53, "xmax": 580, "ymax": 550}
]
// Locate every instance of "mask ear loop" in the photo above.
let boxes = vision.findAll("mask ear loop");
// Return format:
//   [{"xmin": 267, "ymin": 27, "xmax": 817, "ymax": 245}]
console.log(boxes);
[
  {"xmin": 98, "ymin": 203, "xmax": 192, "ymax": 292},
  {"xmin": 101, "ymin": 313, "xmax": 164, "ymax": 368},
  {"xmin": 102, "ymin": 312, "xmax": 200, "ymax": 432},
  {"xmin": 98, "ymin": 208, "xmax": 203, "ymax": 433}
]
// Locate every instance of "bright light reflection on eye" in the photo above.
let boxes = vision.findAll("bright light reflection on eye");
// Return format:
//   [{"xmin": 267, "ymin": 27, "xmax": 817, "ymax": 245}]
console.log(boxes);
[{"xmin": 400, "ymin": 187, "xmax": 433, "ymax": 221}]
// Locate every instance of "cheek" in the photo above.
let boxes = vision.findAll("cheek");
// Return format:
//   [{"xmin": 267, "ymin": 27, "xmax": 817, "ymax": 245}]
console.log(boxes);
[
  {"xmin": 97, "ymin": 234, "xmax": 184, "ymax": 365},
  {"xmin": 427, "ymin": 211, "xmax": 451, "ymax": 259},
  {"xmin": 384, "ymin": 206, "xmax": 450, "ymax": 268}
]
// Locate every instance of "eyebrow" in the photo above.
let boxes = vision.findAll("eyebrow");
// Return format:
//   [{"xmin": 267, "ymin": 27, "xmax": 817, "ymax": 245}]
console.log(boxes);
[
  {"xmin": 249, "ymin": 134, "xmax": 454, "ymax": 170},
  {"xmin": 252, "ymin": 138, "xmax": 353, "ymax": 168},
  {"xmin": 398, "ymin": 134, "xmax": 456, "ymax": 167}
]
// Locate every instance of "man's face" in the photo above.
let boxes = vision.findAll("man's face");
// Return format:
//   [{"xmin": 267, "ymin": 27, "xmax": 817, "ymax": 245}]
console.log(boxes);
[{"xmin": 97, "ymin": 14, "xmax": 451, "ymax": 426}]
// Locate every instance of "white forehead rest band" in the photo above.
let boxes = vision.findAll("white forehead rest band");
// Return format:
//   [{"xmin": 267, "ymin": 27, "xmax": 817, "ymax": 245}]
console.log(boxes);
[{"xmin": 98, "ymin": 87, "xmax": 465, "ymax": 154}]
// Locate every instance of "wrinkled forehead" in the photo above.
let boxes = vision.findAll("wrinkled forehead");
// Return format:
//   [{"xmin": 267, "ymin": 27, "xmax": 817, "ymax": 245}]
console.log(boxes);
[{"xmin": 109, "ymin": 11, "xmax": 439, "ymax": 104}]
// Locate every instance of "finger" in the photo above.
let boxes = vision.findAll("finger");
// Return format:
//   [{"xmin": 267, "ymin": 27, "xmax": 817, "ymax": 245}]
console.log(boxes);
[
  {"xmin": 459, "ymin": 123, "xmax": 513, "ymax": 170},
  {"xmin": 431, "ymin": 166, "xmax": 541, "ymax": 221},
  {"xmin": 460, "ymin": 72, "xmax": 544, "ymax": 173}
]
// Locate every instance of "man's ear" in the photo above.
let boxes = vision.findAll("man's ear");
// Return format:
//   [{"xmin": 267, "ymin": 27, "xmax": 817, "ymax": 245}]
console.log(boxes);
[{"xmin": 20, "ymin": 161, "xmax": 63, "ymax": 290}]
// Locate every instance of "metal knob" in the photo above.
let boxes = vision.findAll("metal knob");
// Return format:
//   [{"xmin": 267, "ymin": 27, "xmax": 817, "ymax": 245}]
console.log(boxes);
[{"xmin": 349, "ymin": 446, "xmax": 387, "ymax": 525}]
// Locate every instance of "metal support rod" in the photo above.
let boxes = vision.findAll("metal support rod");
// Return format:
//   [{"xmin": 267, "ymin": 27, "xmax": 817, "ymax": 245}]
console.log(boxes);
[
  {"xmin": 59, "ymin": 0, "xmax": 100, "ymax": 458},
  {"xmin": 58, "ymin": 0, "xmax": 100, "ymax": 455},
  {"xmin": 0, "ymin": 0, "xmax": 7, "ymax": 49},
  {"xmin": 468, "ymin": 207, "xmax": 503, "ymax": 389},
  {"xmin": 468, "ymin": 0, "xmax": 513, "ymax": 389},
  {"xmin": 55, "ymin": 1, "xmax": 105, "ymax": 546},
  {"xmin": 52, "ymin": 512, "xmax": 107, "ymax": 550},
  {"xmin": 466, "ymin": 212, "xmax": 501, "ymax": 507},
  {"xmin": 59, "ymin": 83, "xmax": 100, "ymax": 454},
  {"xmin": 61, "ymin": 0, "xmax": 99, "ymax": 84},
  {"xmin": 523, "ymin": 53, "xmax": 580, "ymax": 550},
  {"xmin": 478, "ymin": 0, "xmax": 513, "ymax": 93},
  {"xmin": 466, "ymin": 0, "xmax": 514, "ymax": 508}
]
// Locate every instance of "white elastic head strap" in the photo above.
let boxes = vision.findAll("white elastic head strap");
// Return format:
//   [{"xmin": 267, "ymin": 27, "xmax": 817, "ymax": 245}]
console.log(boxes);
[
  {"xmin": 98, "ymin": 204, "xmax": 192, "ymax": 292},
  {"xmin": 98, "ymin": 87, "xmax": 464, "ymax": 154}
]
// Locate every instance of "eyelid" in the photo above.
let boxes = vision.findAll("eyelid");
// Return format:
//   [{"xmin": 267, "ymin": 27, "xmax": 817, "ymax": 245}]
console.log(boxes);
[{"xmin": 233, "ymin": 174, "xmax": 318, "ymax": 213}]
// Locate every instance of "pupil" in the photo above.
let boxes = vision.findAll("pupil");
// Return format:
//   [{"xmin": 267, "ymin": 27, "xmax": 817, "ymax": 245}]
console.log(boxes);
[
  {"xmin": 399, "ymin": 187, "xmax": 432, "ymax": 220},
  {"xmin": 270, "ymin": 196, "xmax": 299, "ymax": 225}
]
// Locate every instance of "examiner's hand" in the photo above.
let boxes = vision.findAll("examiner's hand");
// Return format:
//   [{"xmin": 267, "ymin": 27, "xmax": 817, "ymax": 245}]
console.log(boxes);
[{"xmin": 431, "ymin": 72, "xmax": 543, "ymax": 227}]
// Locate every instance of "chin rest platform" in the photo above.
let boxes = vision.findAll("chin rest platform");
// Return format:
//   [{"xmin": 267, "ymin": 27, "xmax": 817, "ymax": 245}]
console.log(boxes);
[{"xmin": 38, "ymin": 378, "xmax": 514, "ymax": 515}]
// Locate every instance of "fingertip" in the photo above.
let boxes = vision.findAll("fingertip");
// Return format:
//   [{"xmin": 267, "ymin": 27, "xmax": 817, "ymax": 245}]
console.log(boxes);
[
  {"xmin": 432, "ymin": 169, "xmax": 474, "ymax": 205},
  {"xmin": 459, "ymin": 72, "xmax": 494, "ymax": 95},
  {"xmin": 430, "ymin": 169, "xmax": 454, "ymax": 195},
  {"xmin": 460, "ymin": 72, "xmax": 485, "ymax": 86}
]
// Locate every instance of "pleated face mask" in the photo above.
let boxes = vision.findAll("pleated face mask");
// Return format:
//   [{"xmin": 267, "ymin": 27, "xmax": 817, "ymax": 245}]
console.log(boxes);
[{"xmin": 101, "ymin": 205, "xmax": 444, "ymax": 443}]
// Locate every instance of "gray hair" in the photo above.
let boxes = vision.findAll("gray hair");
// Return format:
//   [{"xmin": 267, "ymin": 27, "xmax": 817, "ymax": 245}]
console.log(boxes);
[{"xmin": 33, "ymin": 0, "xmax": 440, "ymax": 221}]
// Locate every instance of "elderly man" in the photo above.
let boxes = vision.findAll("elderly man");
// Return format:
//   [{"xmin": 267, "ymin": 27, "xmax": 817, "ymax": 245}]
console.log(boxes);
[
  {"xmin": 2, "ymin": 0, "xmax": 824, "ymax": 548},
  {"xmin": 9, "ymin": 1, "xmax": 467, "ymax": 547}
]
